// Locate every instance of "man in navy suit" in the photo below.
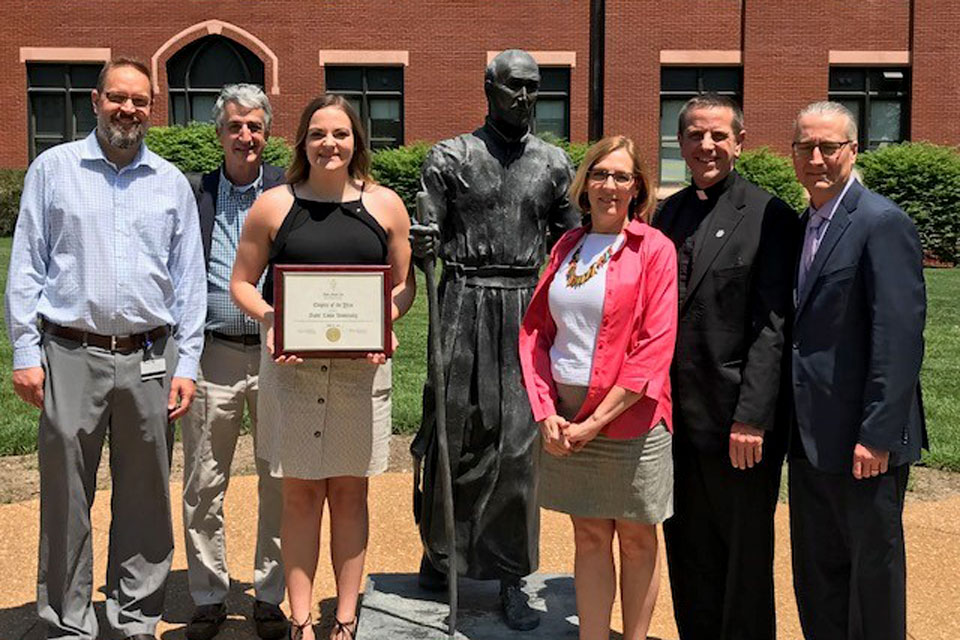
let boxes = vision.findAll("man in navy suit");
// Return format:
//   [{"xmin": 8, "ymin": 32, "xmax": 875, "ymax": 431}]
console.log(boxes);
[
  {"xmin": 789, "ymin": 101, "xmax": 927, "ymax": 640},
  {"xmin": 182, "ymin": 84, "xmax": 287, "ymax": 640}
]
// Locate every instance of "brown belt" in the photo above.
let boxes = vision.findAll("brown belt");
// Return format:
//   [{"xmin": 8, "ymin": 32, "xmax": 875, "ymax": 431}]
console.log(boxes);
[
  {"xmin": 43, "ymin": 321, "xmax": 169, "ymax": 353},
  {"xmin": 208, "ymin": 331, "xmax": 260, "ymax": 346}
]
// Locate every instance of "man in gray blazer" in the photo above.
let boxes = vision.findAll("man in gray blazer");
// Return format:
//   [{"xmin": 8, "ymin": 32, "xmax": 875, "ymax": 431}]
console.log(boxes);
[{"xmin": 789, "ymin": 101, "xmax": 927, "ymax": 640}]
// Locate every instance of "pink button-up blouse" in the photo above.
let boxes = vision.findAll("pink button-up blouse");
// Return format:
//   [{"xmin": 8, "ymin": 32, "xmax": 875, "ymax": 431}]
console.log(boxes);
[{"xmin": 519, "ymin": 218, "xmax": 679, "ymax": 439}]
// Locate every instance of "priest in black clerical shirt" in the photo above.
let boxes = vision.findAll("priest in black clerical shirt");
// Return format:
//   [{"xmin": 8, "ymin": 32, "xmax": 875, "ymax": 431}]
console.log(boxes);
[{"xmin": 653, "ymin": 94, "xmax": 798, "ymax": 640}]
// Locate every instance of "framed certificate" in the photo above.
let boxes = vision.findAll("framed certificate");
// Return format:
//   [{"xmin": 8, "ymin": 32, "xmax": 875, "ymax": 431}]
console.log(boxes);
[{"xmin": 273, "ymin": 265, "xmax": 393, "ymax": 358}]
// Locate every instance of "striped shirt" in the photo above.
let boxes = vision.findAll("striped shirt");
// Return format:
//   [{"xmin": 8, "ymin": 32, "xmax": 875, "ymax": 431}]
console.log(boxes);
[
  {"xmin": 4, "ymin": 132, "xmax": 206, "ymax": 379},
  {"xmin": 206, "ymin": 166, "xmax": 264, "ymax": 335}
]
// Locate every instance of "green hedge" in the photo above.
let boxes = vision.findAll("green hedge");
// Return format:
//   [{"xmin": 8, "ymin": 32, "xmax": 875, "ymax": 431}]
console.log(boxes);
[
  {"xmin": 144, "ymin": 123, "xmax": 293, "ymax": 173},
  {"xmin": 0, "ymin": 169, "xmax": 26, "ymax": 236},
  {"xmin": 737, "ymin": 147, "xmax": 807, "ymax": 213},
  {"xmin": 858, "ymin": 142, "xmax": 960, "ymax": 265},
  {"xmin": 370, "ymin": 142, "xmax": 431, "ymax": 212}
]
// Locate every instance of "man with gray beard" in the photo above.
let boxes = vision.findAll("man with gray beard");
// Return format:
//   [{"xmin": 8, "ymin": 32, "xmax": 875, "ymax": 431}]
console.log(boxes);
[{"xmin": 5, "ymin": 58, "xmax": 206, "ymax": 640}]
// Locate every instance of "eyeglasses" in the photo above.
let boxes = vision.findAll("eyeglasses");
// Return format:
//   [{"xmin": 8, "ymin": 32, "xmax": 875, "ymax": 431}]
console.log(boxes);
[
  {"xmin": 104, "ymin": 92, "xmax": 151, "ymax": 109},
  {"xmin": 587, "ymin": 169, "xmax": 637, "ymax": 186},
  {"xmin": 791, "ymin": 140, "xmax": 853, "ymax": 159}
]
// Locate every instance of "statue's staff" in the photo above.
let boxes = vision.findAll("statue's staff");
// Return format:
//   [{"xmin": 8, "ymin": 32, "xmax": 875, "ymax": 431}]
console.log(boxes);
[{"xmin": 414, "ymin": 192, "xmax": 458, "ymax": 638}]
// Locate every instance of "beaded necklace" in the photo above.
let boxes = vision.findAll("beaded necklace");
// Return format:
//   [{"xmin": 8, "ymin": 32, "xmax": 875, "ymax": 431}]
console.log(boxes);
[{"xmin": 565, "ymin": 235, "xmax": 619, "ymax": 288}]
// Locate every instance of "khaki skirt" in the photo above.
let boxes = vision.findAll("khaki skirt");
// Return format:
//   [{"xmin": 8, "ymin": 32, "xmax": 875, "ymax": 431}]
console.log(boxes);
[
  {"xmin": 257, "ymin": 343, "xmax": 391, "ymax": 480},
  {"xmin": 537, "ymin": 383, "xmax": 673, "ymax": 523}
]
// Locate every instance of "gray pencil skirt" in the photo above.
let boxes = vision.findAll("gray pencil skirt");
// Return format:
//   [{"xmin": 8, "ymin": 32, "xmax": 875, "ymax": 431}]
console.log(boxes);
[{"xmin": 537, "ymin": 383, "xmax": 674, "ymax": 523}]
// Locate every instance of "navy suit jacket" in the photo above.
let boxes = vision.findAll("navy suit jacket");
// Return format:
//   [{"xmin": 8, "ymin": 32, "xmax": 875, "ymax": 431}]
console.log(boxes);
[
  {"xmin": 791, "ymin": 179, "xmax": 927, "ymax": 473},
  {"xmin": 187, "ymin": 164, "xmax": 286, "ymax": 269}
]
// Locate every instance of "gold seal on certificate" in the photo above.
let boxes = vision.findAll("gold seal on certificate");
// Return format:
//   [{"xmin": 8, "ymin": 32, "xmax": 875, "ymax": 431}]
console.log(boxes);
[{"xmin": 273, "ymin": 265, "xmax": 393, "ymax": 358}]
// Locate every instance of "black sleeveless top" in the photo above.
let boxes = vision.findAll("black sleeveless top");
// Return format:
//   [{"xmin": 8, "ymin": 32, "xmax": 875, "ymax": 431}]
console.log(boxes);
[{"xmin": 263, "ymin": 186, "xmax": 389, "ymax": 304}]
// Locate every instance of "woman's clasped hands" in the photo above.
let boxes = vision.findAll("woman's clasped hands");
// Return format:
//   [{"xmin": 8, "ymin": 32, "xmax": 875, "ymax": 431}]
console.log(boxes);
[{"xmin": 540, "ymin": 414, "xmax": 604, "ymax": 456}]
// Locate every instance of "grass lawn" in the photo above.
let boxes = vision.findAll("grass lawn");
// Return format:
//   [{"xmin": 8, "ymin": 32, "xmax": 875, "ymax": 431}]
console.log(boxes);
[{"xmin": 0, "ymin": 236, "xmax": 958, "ymax": 472}]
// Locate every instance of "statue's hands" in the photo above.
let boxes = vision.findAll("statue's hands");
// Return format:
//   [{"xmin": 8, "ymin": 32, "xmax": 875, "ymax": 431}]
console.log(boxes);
[{"xmin": 410, "ymin": 222, "xmax": 440, "ymax": 262}]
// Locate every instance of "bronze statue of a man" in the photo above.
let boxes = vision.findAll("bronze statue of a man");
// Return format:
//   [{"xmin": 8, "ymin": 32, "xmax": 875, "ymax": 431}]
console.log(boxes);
[{"xmin": 410, "ymin": 49, "xmax": 579, "ymax": 631}]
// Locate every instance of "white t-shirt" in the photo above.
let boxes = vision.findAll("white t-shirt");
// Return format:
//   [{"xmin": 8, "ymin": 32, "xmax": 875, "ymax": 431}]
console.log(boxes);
[{"xmin": 548, "ymin": 232, "xmax": 624, "ymax": 386}]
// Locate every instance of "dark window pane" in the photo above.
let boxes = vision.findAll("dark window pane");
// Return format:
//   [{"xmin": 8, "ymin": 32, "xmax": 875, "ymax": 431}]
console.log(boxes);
[
  {"xmin": 661, "ymin": 67, "xmax": 698, "ymax": 92},
  {"xmin": 35, "ymin": 139, "xmax": 61, "ymax": 156},
  {"xmin": 170, "ymin": 93, "xmax": 187, "ymax": 125},
  {"xmin": 702, "ymin": 67, "xmax": 741, "ymax": 93},
  {"xmin": 344, "ymin": 96, "xmax": 363, "ymax": 119},
  {"xmin": 28, "ymin": 64, "xmax": 65, "ymax": 88},
  {"xmin": 660, "ymin": 142, "xmax": 687, "ymax": 184},
  {"xmin": 72, "ymin": 96, "xmax": 96, "ymax": 136},
  {"xmin": 70, "ymin": 64, "xmax": 101, "ymax": 89},
  {"xmin": 870, "ymin": 68, "xmax": 907, "ymax": 93},
  {"xmin": 189, "ymin": 93, "xmax": 218, "ymax": 123},
  {"xmin": 830, "ymin": 67, "xmax": 866, "ymax": 91},
  {"xmin": 366, "ymin": 67, "xmax": 403, "ymax": 91},
  {"xmin": 535, "ymin": 98, "xmax": 567, "ymax": 139},
  {"xmin": 660, "ymin": 98, "xmax": 685, "ymax": 138},
  {"xmin": 326, "ymin": 66, "xmax": 364, "ymax": 91},
  {"xmin": 869, "ymin": 99, "xmax": 903, "ymax": 147},
  {"xmin": 835, "ymin": 99, "xmax": 862, "ymax": 136},
  {"xmin": 370, "ymin": 139, "xmax": 396, "ymax": 151},
  {"xmin": 539, "ymin": 67, "xmax": 570, "ymax": 93},
  {"xmin": 369, "ymin": 98, "xmax": 402, "ymax": 143},
  {"xmin": 166, "ymin": 36, "xmax": 264, "ymax": 126},
  {"xmin": 167, "ymin": 55, "xmax": 188, "ymax": 87},
  {"xmin": 32, "ymin": 94, "xmax": 66, "ymax": 135},
  {"xmin": 190, "ymin": 38, "xmax": 246, "ymax": 88}
]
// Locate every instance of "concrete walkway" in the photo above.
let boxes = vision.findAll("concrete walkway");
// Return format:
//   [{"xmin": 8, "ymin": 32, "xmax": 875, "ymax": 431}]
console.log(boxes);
[{"xmin": 1, "ymin": 473, "xmax": 958, "ymax": 640}]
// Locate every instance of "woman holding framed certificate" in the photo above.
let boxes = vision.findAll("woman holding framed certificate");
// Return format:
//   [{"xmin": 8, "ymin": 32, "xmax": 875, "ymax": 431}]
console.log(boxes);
[
  {"xmin": 231, "ymin": 95, "xmax": 414, "ymax": 640},
  {"xmin": 518, "ymin": 136, "xmax": 678, "ymax": 640}
]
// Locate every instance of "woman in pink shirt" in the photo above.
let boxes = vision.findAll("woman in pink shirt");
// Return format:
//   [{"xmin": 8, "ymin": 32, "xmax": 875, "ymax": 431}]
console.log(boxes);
[{"xmin": 519, "ymin": 136, "xmax": 678, "ymax": 640}]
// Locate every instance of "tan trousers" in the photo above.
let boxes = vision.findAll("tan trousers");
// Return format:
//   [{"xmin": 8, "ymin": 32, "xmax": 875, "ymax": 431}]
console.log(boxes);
[{"xmin": 181, "ymin": 335, "xmax": 284, "ymax": 606}]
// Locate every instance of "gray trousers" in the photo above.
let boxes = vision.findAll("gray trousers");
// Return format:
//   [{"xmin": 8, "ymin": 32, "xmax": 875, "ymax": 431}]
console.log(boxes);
[
  {"xmin": 37, "ymin": 333, "xmax": 176, "ymax": 639},
  {"xmin": 181, "ymin": 336, "xmax": 284, "ymax": 606}
]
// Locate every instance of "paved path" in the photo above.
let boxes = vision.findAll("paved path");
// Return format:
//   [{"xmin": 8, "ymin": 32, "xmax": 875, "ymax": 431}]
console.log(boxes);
[{"xmin": 1, "ymin": 473, "xmax": 958, "ymax": 640}]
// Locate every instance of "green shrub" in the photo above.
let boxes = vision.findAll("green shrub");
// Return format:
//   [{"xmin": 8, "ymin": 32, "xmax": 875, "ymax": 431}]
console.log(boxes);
[
  {"xmin": 144, "ymin": 123, "xmax": 293, "ymax": 173},
  {"xmin": 145, "ymin": 123, "xmax": 222, "ymax": 172},
  {"xmin": 857, "ymin": 142, "xmax": 960, "ymax": 265},
  {"xmin": 370, "ymin": 142, "xmax": 430, "ymax": 212},
  {"xmin": 737, "ymin": 147, "xmax": 807, "ymax": 213},
  {"xmin": 537, "ymin": 132, "xmax": 591, "ymax": 169},
  {"xmin": 0, "ymin": 169, "xmax": 26, "ymax": 236},
  {"xmin": 262, "ymin": 137, "xmax": 294, "ymax": 169}
]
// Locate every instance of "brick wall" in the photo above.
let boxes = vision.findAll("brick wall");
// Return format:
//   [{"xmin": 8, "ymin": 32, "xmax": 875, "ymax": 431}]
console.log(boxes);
[
  {"xmin": 912, "ymin": 0, "xmax": 960, "ymax": 145},
  {"xmin": 0, "ymin": 0, "xmax": 589, "ymax": 167},
  {"xmin": 1, "ymin": 1, "xmax": 957, "ymax": 170}
]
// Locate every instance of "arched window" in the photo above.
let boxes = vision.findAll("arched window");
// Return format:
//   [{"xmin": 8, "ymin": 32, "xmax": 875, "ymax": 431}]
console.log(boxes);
[{"xmin": 166, "ymin": 35, "xmax": 264, "ymax": 125}]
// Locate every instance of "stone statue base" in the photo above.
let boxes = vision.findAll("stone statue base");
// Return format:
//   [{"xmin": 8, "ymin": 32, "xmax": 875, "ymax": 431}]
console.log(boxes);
[{"xmin": 356, "ymin": 573, "xmax": 581, "ymax": 639}]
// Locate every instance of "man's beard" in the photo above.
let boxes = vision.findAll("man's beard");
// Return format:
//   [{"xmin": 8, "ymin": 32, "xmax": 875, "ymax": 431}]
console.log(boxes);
[{"xmin": 98, "ymin": 116, "xmax": 147, "ymax": 149}]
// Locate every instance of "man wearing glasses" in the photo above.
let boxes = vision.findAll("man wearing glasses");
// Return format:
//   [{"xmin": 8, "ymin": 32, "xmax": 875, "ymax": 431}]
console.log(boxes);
[
  {"xmin": 788, "ymin": 101, "xmax": 926, "ymax": 640},
  {"xmin": 653, "ymin": 94, "xmax": 796, "ymax": 640},
  {"xmin": 181, "ymin": 84, "xmax": 286, "ymax": 640},
  {"xmin": 5, "ymin": 58, "xmax": 205, "ymax": 640}
]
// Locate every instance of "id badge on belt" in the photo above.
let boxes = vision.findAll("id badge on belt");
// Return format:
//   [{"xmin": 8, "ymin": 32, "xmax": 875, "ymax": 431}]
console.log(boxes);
[{"xmin": 140, "ymin": 336, "xmax": 166, "ymax": 381}]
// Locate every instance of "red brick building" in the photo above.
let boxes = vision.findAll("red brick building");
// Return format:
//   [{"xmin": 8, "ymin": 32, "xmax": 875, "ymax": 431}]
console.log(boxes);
[{"xmin": 3, "ymin": 0, "xmax": 958, "ymax": 188}]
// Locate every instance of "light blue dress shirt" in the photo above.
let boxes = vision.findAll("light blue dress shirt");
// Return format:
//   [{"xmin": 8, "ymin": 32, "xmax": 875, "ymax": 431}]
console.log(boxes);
[
  {"xmin": 4, "ymin": 131, "xmax": 207, "ymax": 379},
  {"xmin": 206, "ymin": 166, "xmax": 263, "ymax": 335}
]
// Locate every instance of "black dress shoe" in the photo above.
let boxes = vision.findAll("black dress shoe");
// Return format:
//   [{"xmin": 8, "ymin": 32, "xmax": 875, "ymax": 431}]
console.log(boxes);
[
  {"xmin": 418, "ymin": 554, "xmax": 447, "ymax": 592},
  {"xmin": 186, "ymin": 602, "xmax": 227, "ymax": 640},
  {"xmin": 500, "ymin": 579, "xmax": 540, "ymax": 631},
  {"xmin": 253, "ymin": 600, "xmax": 288, "ymax": 640}
]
